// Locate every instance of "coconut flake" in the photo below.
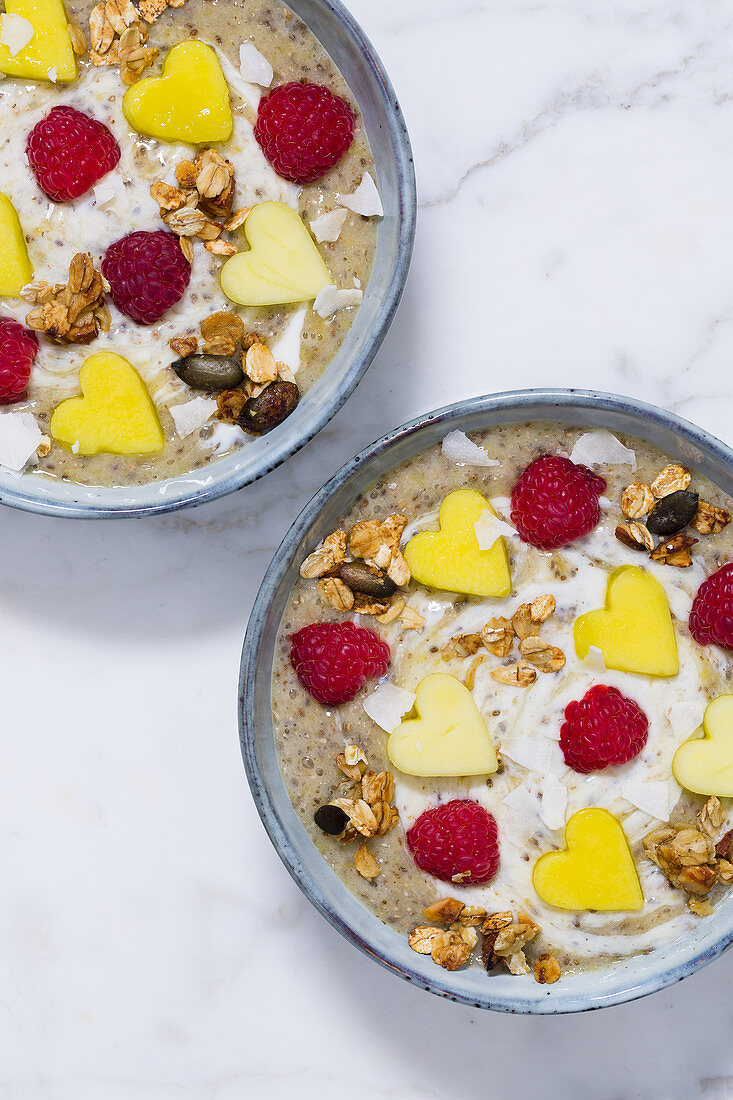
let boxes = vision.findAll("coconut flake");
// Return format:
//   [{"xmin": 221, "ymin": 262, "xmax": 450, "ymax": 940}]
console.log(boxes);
[
  {"xmin": 0, "ymin": 13, "xmax": 34, "ymax": 56},
  {"xmin": 441, "ymin": 430, "xmax": 499, "ymax": 468},
  {"xmin": 313, "ymin": 285, "xmax": 363, "ymax": 319},
  {"xmin": 668, "ymin": 701, "xmax": 704, "ymax": 740},
  {"xmin": 540, "ymin": 777, "xmax": 568, "ymax": 831},
  {"xmin": 47, "ymin": 65, "xmax": 57, "ymax": 82},
  {"xmin": 238, "ymin": 41, "xmax": 273, "ymax": 86},
  {"xmin": 363, "ymin": 683, "xmax": 416, "ymax": 733},
  {"xmin": 501, "ymin": 785, "xmax": 541, "ymax": 844},
  {"xmin": 474, "ymin": 508, "xmax": 516, "ymax": 550},
  {"xmin": 268, "ymin": 306, "xmax": 306, "ymax": 373},
  {"xmin": 169, "ymin": 397, "xmax": 217, "ymax": 439},
  {"xmin": 200, "ymin": 420, "xmax": 245, "ymax": 455},
  {"xmin": 338, "ymin": 173, "xmax": 383, "ymax": 218},
  {"xmin": 0, "ymin": 411, "xmax": 44, "ymax": 471},
  {"xmin": 94, "ymin": 176, "xmax": 128, "ymax": 213},
  {"xmin": 621, "ymin": 777, "xmax": 672, "ymax": 821},
  {"xmin": 569, "ymin": 429, "xmax": 637, "ymax": 469},
  {"xmin": 310, "ymin": 208, "xmax": 348, "ymax": 244},
  {"xmin": 584, "ymin": 645, "xmax": 607, "ymax": 671},
  {"xmin": 501, "ymin": 735, "xmax": 553, "ymax": 775}
]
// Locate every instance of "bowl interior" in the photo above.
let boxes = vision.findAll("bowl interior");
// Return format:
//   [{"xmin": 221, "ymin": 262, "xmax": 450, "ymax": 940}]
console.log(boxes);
[
  {"xmin": 0, "ymin": 0, "xmax": 415, "ymax": 519},
  {"xmin": 240, "ymin": 389, "xmax": 733, "ymax": 1014}
]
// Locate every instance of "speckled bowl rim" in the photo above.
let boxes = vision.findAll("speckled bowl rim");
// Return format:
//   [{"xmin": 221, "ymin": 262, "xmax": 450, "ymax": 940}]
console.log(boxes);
[
  {"xmin": 0, "ymin": 0, "xmax": 416, "ymax": 519},
  {"xmin": 239, "ymin": 388, "xmax": 733, "ymax": 1014}
]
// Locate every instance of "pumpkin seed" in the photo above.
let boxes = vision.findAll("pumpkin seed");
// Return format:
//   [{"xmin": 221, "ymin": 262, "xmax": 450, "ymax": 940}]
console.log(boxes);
[
  {"xmin": 646, "ymin": 490, "xmax": 699, "ymax": 536},
  {"xmin": 173, "ymin": 353, "xmax": 244, "ymax": 391},
  {"xmin": 337, "ymin": 561, "xmax": 396, "ymax": 598}
]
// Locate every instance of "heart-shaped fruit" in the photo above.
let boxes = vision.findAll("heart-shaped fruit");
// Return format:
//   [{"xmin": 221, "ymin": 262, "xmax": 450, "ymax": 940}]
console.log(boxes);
[
  {"xmin": 532, "ymin": 807, "xmax": 643, "ymax": 911},
  {"xmin": 403, "ymin": 489, "xmax": 512, "ymax": 598},
  {"xmin": 673, "ymin": 695, "xmax": 733, "ymax": 797},
  {"xmin": 0, "ymin": 194, "xmax": 32, "ymax": 296},
  {"xmin": 387, "ymin": 672, "xmax": 498, "ymax": 777},
  {"xmin": 0, "ymin": 0, "xmax": 76, "ymax": 82},
  {"xmin": 122, "ymin": 41, "xmax": 232, "ymax": 144},
  {"xmin": 50, "ymin": 351, "xmax": 164, "ymax": 455},
  {"xmin": 220, "ymin": 202, "xmax": 332, "ymax": 307},
  {"xmin": 574, "ymin": 565, "xmax": 678, "ymax": 678}
]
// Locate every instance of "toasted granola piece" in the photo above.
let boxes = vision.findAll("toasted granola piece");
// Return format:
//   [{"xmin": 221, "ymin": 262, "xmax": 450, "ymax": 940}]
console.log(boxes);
[
  {"xmin": 205, "ymin": 239, "xmax": 238, "ymax": 257},
  {"xmin": 692, "ymin": 501, "xmax": 731, "ymax": 535},
  {"xmin": 374, "ymin": 595, "xmax": 405, "ymax": 625},
  {"xmin": 118, "ymin": 21, "xmax": 158, "ymax": 83},
  {"xmin": 408, "ymin": 926, "xmax": 443, "ymax": 955},
  {"xmin": 678, "ymin": 865, "xmax": 717, "ymax": 896},
  {"xmin": 699, "ymin": 796, "xmax": 726, "ymax": 839},
  {"xmin": 300, "ymin": 530, "xmax": 347, "ymax": 578},
  {"xmin": 511, "ymin": 603, "xmax": 538, "ymax": 641},
  {"xmin": 649, "ymin": 533, "xmax": 697, "ymax": 567},
  {"xmin": 169, "ymin": 334, "xmax": 198, "ymax": 357},
  {"xmin": 317, "ymin": 577, "xmax": 354, "ymax": 613},
  {"xmin": 68, "ymin": 21, "xmax": 88, "ymax": 55},
  {"xmin": 442, "ymin": 632, "xmax": 483, "ymax": 660},
  {"xmin": 490, "ymin": 663, "xmax": 537, "ymax": 687},
  {"xmin": 349, "ymin": 514, "xmax": 409, "ymax": 582},
  {"xmin": 431, "ymin": 929, "xmax": 473, "ymax": 971},
  {"xmin": 717, "ymin": 858, "xmax": 733, "ymax": 884},
  {"xmin": 505, "ymin": 950, "xmax": 531, "ymax": 975},
  {"xmin": 480, "ymin": 911, "xmax": 514, "ymax": 935},
  {"xmin": 352, "ymin": 593, "xmax": 392, "ymax": 617},
  {"xmin": 493, "ymin": 912, "xmax": 540, "ymax": 957},
  {"xmin": 518, "ymin": 636, "xmax": 565, "ymax": 672},
  {"xmin": 25, "ymin": 253, "xmax": 108, "ymax": 344},
  {"xmin": 464, "ymin": 654, "xmax": 487, "ymax": 691},
  {"xmin": 354, "ymin": 843, "xmax": 379, "ymax": 880},
  {"xmin": 481, "ymin": 617, "xmax": 514, "ymax": 658},
  {"xmin": 615, "ymin": 521, "xmax": 655, "ymax": 551},
  {"xmin": 400, "ymin": 606, "xmax": 425, "ymax": 632},
  {"xmin": 216, "ymin": 389, "xmax": 248, "ymax": 424},
  {"xmin": 361, "ymin": 770, "xmax": 394, "ymax": 806},
  {"xmin": 458, "ymin": 906, "xmax": 488, "ymax": 928},
  {"xmin": 534, "ymin": 953, "xmax": 561, "ymax": 984},
  {"xmin": 530, "ymin": 593, "xmax": 556, "ymax": 623},
  {"xmin": 245, "ymin": 341, "xmax": 279, "ymax": 384},
  {"xmin": 151, "ymin": 180, "xmax": 194, "ymax": 212},
  {"xmin": 652, "ymin": 464, "xmax": 691, "ymax": 497},
  {"xmin": 688, "ymin": 897, "xmax": 714, "ymax": 917},
  {"xmin": 422, "ymin": 897, "xmax": 465, "ymax": 924},
  {"xmin": 622, "ymin": 482, "xmax": 655, "ymax": 519},
  {"xmin": 192, "ymin": 149, "xmax": 235, "ymax": 218},
  {"xmin": 330, "ymin": 798, "xmax": 378, "ymax": 838},
  {"xmin": 716, "ymin": 828, "xmax": 733, "ymax": 860}
]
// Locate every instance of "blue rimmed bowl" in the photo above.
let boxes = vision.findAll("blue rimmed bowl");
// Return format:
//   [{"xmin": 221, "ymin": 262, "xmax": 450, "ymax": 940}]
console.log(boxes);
[
  {"xmin": 239, "ymin": 388, "xmax": 733, "ymax": 1014},
  {"xmin": 0, "ymin": 0, "xmax": 415, "ymax": 519}
]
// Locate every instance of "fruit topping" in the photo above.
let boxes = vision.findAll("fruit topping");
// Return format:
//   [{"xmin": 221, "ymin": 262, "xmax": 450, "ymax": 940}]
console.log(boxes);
[
  {"xmin": 510, "ymin": 454, "xmax": 606, "ymax": 549},
  {"xmin": 314, "ymin": 804, "xmax": 349, "ymax": 835},
  {"xmin": 24, "ymin": 251, "xmax": 109, "ymax": 345},
  {"xmin": 646, "ymin": 490, "xmax": 699, "ymax": 536},
  {"xmin": 560, "ymin": 684, "xmax": 649, "ymax": 774},
  {"xmin": 404, "ymin": 488, "xmax": 512, "ymax": 598},
  {"xmin": 673, "ymin": 695, "xmax": 733, "ymax": 797},
  {"xmin": 101, "ymin": 230, "xmax": 191, "ymax": 325},
  {"xmin": 689, "ymin": 562, "xmax": 733, "ymax": 651},
  {"xmin": 220, "ymin": 201, "xmax": 333, "ymax": 307},
  {"xmin": 0, "ymin": 193, "xmax": 33, "ymax": 297},
  {"xmin": 172, "ymin": 353, "xmax": 243, "ymax": 391},
  {"xmin": 574, "ymin": 564, "xmax": 679, "ymax": 677},
  {"xmin": 50, "ymin": 350, "xmax": 164, "ymax": 455},
  {"xmin": 289, "ymin": 621, "xmax": 390, "ymax": 706},
  {"xmin": 122, "ymin": 40, "xmax": 232, "ymax": 144},
  {"xmin": 532, "ymin": 808, "xmax": 643, "ymax": 911},
  {"xmin": 0, "ymin": 0, "xmax": 77, "ymax": 83},
  {"xmin": 406, "ymin": 799, "xmax": 500, "ymax": 886},
  {"xmin": 254, "ymin": 81, "xmax": 354, "ymax": 183},
  {"xmin": 387, "ymin": 672, "xmax": 498, "ymax": 777},
  {"xmin": 0, "ymin": 317, "xmax": 37, "ymax": 404},
  {"xmin": 26, "ymin": 105, "xmax": 120, "ymax": 203}
]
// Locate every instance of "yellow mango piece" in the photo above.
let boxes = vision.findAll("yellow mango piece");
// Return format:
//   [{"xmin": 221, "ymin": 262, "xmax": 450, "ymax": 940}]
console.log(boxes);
[
  {"xmin": 0, "ymin": 0, "xmax": 76, "ymax": 82},
  {"xmin": 403, "ymin": 489, "xmax": 512, "ymax": 598},
  {"xmin": 123, "ymin": 41, "xmax": 232, "ymax": 144},
  {"xmin": 673, "ymin": 695, "xmax": 733, "ymax": 797},
  {"xmin": 0, "ymin": 194, "xmax": 32, "ymax": 296},
  {"xmin": 574, "ymin": 565, "xmax": 679, "ymax": 678},
  {"xmin": 533, "ymin": 808, "xmax": 643, "ymax": 911},
  {"xmin": 50, "ymin": 351, "xmax": 164, "ymax": 455},
  {"xmin": 387, "ymin": 673, "xmax": 498, "ymax": 777},
  {"xmin": 220, "ymin": 202, "xmax": 333, "ymax": 307}
]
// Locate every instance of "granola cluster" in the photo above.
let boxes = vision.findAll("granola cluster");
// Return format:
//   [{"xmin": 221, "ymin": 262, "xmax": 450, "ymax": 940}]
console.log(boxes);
[
  {"xmin": 321, "ymin": 745, "xmax": 399, "ymax": 881},
  {"xmin": 151, "ymin": 151, "xmax": 249, "ymax": 262},
  {"xmin": 617, "ymin": 463, "xmax": 730, "ymax": 566},
  {"xmin": 409, "ymin": 899, "xmax": 560, "ymax": 982},
  {"xmin": 442, "ymin": 593, "xmax": 564, "ymax": 690},
  {"xmin": 23, "ymin": 253, "xmax": 110, "ymax": 344},
  {"xmin": 643, "ymin": 796, "xmax": 733, "ymax": 916},
  {"xmin": 88, "ymin": 0, "xmax": 160, "ymax": 82}
]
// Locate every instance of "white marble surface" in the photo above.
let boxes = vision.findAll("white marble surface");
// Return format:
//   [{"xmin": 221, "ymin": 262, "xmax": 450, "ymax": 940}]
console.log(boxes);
[{"xmin": 5, "ymin": 0, "xmax": 733, "ymax": 1096}]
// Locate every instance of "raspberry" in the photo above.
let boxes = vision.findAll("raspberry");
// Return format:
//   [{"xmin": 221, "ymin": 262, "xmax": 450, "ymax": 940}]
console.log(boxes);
[
  {"xmin": 510, "ymin": 454, "xmax": 606, "ymax": 549},
  {"xmin": 560, "ymin": 684, "xmax": 649, "ymax": 773},
  {"xmin": 689, "ymin": 563, "xmax": 733, "ymax": 650},
  {"xmin": 290, "ymin": 621, "xmax": 390, "ymax": 706},
  {"xmin": 0, "ymin": 318, "xmax": 38, "ymax": 405},
  {"xmin": 407, "ymin": 800, "xmax": 499, "ymax": 885},
  {"xmin": 101, "ymin": 231, "xmax": 191, "ymax": 325},
  {"xmin": 26, "ymin": 105, "xmax": 120, "ymax": 203},
  {"xmin": 254, "ymin": 82, "xmax": 355, "ymax": 183}
]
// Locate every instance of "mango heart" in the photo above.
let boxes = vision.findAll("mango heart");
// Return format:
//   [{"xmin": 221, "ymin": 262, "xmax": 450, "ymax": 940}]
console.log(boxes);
[
  {"xmin": 533, "ymin": 808, "xmax": 643, "ymax": 911},
  {"xmin": 50, "ymin": 351, "xmax": 164, "ymax": 455},
  {"xmin": 0, "ymin": 194, "xmax": 32, "ymax": 296},
  {"xmin": 0, "ymin": 0, "xmax": 76, "ymax": 82},
  {"xmin": 673, "ymin": 695, "xmax": 733, "ymax": 797},
  {"xmin": 122, "ymin": 41, "xmax": 232, "ymax": 144},
  {"xmin": 574, "ymin": 565, "xmax": 678, "ymax": 677},
  {"xmin": 403, "ymin": 489, "xmax": 512, "ymax": 598},
  {"xmin": 220, "ymin": 202, "xmax": 332, "ymax": 307},
  {"xmin": 387, "ymin": 673, "xmax": 498, "ymax": 777}
]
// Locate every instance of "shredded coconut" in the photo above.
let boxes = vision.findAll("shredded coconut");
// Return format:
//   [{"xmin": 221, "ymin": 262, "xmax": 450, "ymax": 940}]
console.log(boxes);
[
  {"xmin": 169, "ymin": 397, "xmax": 218, "ymax": 439},
  {"xmin": 310, "ymin": 208, "xmax": 348, "ymax": 243},
  {"xmin": 540, "ymin": 777, "xmax": 568, "ymax": 831},
  {"xmin": 474, "ymin": 509, "xmax": 516, "ymax": 550},
  {"xmin": 441, "ymin": 430, "xmax": 499, "ymax": 468},
  {"xmin": 363, "ymin": 682, "xmax": 416, "ymax": 733},
  {"xmin": 313, "ymin": 285, "xmax": 363, "ymax": 319},
  {"xmin": 569, "ymin": 429, "xmax": 637, "ymax": 469},
  {"xmin": 238, "ymin": 41, "xmax": 273, "ymax": 86},
  {"xmin": 0, "ymin": 411, "xmax": 44, "ymax": 471},
  {"xmin": 338, "ymin": 173, "xmax": 383, "ymax": 217}
]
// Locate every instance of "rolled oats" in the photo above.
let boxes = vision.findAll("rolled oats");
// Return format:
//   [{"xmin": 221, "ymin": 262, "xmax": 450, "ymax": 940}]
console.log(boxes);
[
  {"xmin": 375, "ymin": 595, "xmax": 406, "ymax": 625},
  {"xmin": 431, "ymin": 929, "xmax": 472, "ymax": 971},
  {"xmin": 464, "ymin": 654, "xmax": 487, "ymax": 691},
  {"xmin": 223, "ymin": 207, "xmax": 251, "ymax": 233},
  {"xmin": 692, "ymin": 501, "xmax": 731, "ymax": 535},
  {"xmin": 458, "ymin": 906, "xmax": 488, "ymax": 927},
  {"xmin": 688, "ymin": 898, "xmax": 714, "ymax": 917},
  {"xmin": 698, "ymin": 796, "xmax": 726, "ymax": 839},
  {"xmin": 330, "ymin": 798, "xmax": 378, "ymax": 838},
  {"xmin": 25, "ymin": 253, "xmax": 109, "ymax": 344},
  {"xmin": 615, "ymin": 521, "xmax": 655, "ymax": 552},
  {"xmin": 530, "ymin": 593, "xmax": 556, "ymax": 623},
  {"xmin": 422, "ymin": 897, "xmax": 465, "ymax": 924},
  {"xmin": 408, "ymin": 926, "xmax": 442, "ymax": 955},
  {"xmin": 651, "ymin": 464, "xmax": 691, "ymax": 497},
  {"xmin": 518, "ymin": 636, "xmax": 566, "ymax": 672},
  {"xmin": 400, "ymin": 606, "xmax": 425, "ymax": 632},
  {"xmin": 300, "ymin": 530, "xmax": 347, "ymax": 578},
  {"xmin": 621, "ymin": 482, "xmax": 655, "ymax": 519},
  {"xmin": 361, "ymin": 770, "xmax": 393, "ymax": 806},
  {"xmin": 442, "ymin": 633, "xmax": 483, "ymax": 660},
  {"xmin": 480, "ymin": 911, "xmax": 514, "ymax": 934},
  {"xmin": 533, "ymin": 953, "xmax": 561, "ymax": 984},
  {"xmin": 490, "ymin": 663, "xmax": 537, "ymax": 687},
  {"xmin": 511, "ymin": 603, "xmax": 538, "ymax": 641},
  {"xmin": 317, "ymin": 577, "xmax": 354, "ymax": 612},
  {"xmin": 481, "ymin": 617, "xmax": 514, "ymax": 658},
  {"xmin": 354, "ymin": 843, "xmax": 380, "ymax": 880},
  {"xmin": 245, "ymin": 341, "xmax": 279, "ymax": 384},
  {"xmin": 68, "ymin": 22, "xmax": 88, "ymax": 54},
  {"xmin": 505, "ymin": 950, "xmax": 531, "ymax": 975}
]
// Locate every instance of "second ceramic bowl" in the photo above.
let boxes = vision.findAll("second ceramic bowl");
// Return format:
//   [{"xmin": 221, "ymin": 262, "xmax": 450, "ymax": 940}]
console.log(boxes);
[{"xmin": 239, "ymin": 389, "xmax": 733, "ymax": 1014}]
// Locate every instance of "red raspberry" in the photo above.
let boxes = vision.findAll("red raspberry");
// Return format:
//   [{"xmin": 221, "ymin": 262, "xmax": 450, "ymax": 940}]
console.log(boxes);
[
  {"xmin": 510, "ymin": 454, "xmax": 606, "ymax": 549},
  {"xmin": 560, "ymin": 684, "xmax": 649, "ymax": 773},
  {"xmin": 689, "ymin": 563, "xmax": 733, "ymax": 650},
  {"xmin": 101, "ymin": 231, "xmax": 191, "ymax": 325},
  {"xmin": 290, "ymin": 621, "xmax": 390, "ymax": 706},
  {"xmin": 0, "ymin": 318, "xmax": 38, "ymax": 405},
  {"xmin": 407, "ymin": 800, "xmax": 499, "ymax": 885},
  {"xmin": 26, "ymin": 105, "xmax": 120, "ymax": 203},
  {"xmin": 254, "ymin": 82, "xmax": 355, "ymax": 183}
]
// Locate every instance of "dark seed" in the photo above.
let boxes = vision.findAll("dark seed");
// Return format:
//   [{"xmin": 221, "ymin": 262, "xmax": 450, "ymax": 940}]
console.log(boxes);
[
  {"xmin": 238, "ymin": 380, "xmax": 299, "ymax": 434},
  {"xmin": 646, "ymin": 490, "xmax": 699, "ymax": 536},
  {"xmin": 314, "ymin": 805, "xmax": 348, "ymax": 835},
  {"xmin": 337, "ymin": 560, "xmax": 396, "ymax": 598},
  {"xmin": 173, "ymin": 353, "xmax": 244, "ymax": 391}
]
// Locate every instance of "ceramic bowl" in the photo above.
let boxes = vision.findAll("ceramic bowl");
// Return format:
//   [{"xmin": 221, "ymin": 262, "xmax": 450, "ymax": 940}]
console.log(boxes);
[
  {"xmin": 239, "ymin": 388, "xmax": 733, "ymax": 1014},
  {"xmin": 0, "ymin": 0, "xmax": 416, "ymax": 519}
]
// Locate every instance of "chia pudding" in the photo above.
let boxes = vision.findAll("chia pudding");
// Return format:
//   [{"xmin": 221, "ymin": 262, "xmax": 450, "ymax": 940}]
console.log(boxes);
[
  {"xmin": 271, "ymin": 423, "xmax": 733, "ymax": 981},
  {"xmin": 0, "ymin": 0, "xmax": 378, "ymax": 487}
]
